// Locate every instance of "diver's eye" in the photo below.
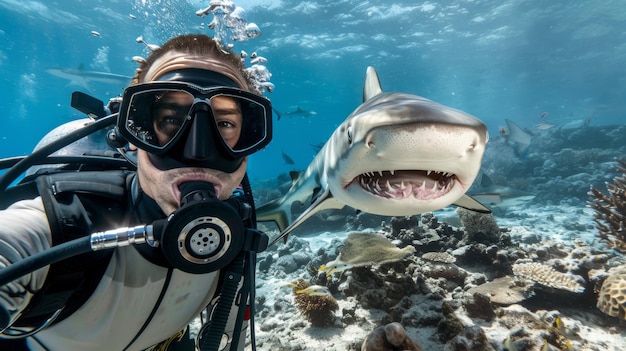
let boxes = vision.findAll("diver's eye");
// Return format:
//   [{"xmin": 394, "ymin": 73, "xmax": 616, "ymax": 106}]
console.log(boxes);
[{"xmin": 156, "ymin": 116, "xmax": 185, "ymax": 138}]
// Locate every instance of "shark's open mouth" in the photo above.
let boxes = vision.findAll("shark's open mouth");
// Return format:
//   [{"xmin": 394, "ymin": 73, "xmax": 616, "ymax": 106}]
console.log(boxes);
[{"xmin": 356, "ymin": 170, "xmax": 455, "ymax": 200}]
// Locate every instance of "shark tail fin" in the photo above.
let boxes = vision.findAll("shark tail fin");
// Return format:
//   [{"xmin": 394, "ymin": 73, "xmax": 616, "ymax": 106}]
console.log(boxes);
[
  {"xmin": 453, "ymin": 194, "xmax": 492, "ymax": 214},
  {"xmin": 363, "ymin": 66, "xmax": 383, "ymax": 101}
]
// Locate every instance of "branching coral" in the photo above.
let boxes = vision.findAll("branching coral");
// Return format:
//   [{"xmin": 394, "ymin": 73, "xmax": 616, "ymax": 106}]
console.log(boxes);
[
  {"xmin": 290, "ymin": 279, "xmax": 338, "ymax": 327},
  {"xmin": 588, "ymin": 159, "xmax": 626, "ymax": 251},
  {"xmin": 512, "ymin": 262, "xmax": 585, "ymax": 293}
]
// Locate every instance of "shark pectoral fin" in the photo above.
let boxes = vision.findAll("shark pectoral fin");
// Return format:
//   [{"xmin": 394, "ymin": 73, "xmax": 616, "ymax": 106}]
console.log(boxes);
[
  {"xmin": 256, "ymin": 199, "xmax": 291, "ymax": 232},
  {"xmin": 268, "ymin": 188, "xmax": 345, "ymax": 247},
  {"xmin": 470, "ymin": 193, "xmax": 503, "ymax": 206},
  {"xmin": 453, "ymin": 194, "xmax": 492, "ymax": 214}
]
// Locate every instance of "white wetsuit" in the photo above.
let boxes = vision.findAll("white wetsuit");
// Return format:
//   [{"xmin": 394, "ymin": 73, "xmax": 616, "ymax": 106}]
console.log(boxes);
[{"xmin": 0, "ymin": 198, "xmax": 248, "ymax": 351}]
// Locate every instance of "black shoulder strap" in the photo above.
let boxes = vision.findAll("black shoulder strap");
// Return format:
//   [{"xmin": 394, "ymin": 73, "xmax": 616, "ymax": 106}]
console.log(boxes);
[{"xmin": 12, "ymin": 170, "xmax": 133, "ymax": 329}]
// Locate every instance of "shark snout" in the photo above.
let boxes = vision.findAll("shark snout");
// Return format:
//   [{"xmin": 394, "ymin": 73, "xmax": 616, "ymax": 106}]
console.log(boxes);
[{"xmin": 364, "ymin": 124, "xmax": 485, "ymax": 162}]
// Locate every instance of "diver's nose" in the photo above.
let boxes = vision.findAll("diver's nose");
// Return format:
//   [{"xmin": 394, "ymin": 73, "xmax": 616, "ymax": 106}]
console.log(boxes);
[{"xmin": 182, "ymin": 103, "xmax": 220, "ymax": 161}]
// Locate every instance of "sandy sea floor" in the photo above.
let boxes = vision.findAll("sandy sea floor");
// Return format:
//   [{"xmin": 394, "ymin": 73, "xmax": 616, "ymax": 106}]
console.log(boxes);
[{"xmin": 243, "ymin": 202, "xmax": 626, "ymax": 351}]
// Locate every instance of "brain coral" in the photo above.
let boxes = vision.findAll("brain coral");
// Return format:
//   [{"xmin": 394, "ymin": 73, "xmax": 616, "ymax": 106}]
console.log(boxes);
[
  {"xmin": 597, "ymin": 269, "xmax": 626, "ymax": 319},
  {"xmin": 290, "ymin": 279, "xmax": 338, "ymax": 327},
  {"xmin": 512, "ymin": 262, "xmax": 585, "ymax": 293}
]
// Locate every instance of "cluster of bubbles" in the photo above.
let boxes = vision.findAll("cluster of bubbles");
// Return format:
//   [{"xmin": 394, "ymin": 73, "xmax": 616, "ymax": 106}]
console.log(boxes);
[
  {"xmin": 91, "ymin": 46, "xmax": 110, "ymax": 72},
  {"xmin": 196, "ymin": 0, "xmax": 273, "ymax": 94},
  {"xmin": 196, "ymin": 0, "xmax": 261, "ymax": 47}
]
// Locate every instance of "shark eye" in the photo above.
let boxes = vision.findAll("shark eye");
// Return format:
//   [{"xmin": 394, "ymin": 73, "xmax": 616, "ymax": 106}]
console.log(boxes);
[{"xmin": 347, "ymin": 125, "xmax": 353, "ymax": 144}]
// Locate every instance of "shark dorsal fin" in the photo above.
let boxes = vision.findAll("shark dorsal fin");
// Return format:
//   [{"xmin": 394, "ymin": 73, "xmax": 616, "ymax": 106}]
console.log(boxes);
[{"xmin": 363, "ymin": 66, "xmax": 383, "ymax": 102}]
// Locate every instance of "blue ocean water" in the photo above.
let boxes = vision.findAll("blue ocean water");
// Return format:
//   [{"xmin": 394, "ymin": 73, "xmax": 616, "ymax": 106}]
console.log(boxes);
[{"xmin": 0, "ymin": 0, "xmax": 624, "ymax": 182}]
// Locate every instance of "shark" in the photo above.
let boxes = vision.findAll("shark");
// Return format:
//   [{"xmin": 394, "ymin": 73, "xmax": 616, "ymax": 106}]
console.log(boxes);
[
  {"xmin": 257, "ymin": 66, "xmax": 491, "ymax": 246},
  {"xmin": 46, "ymin": 66, "xmax": 131, "ymax": 91},
  {"xmin": 504, "ymin": 119, "xmax": 532, "ymax": 157},
  {"xmin": 276, "ymin": 106, "xmax": 318, "ymax": 120},
  {"xmin": 470, "ymin": 173, "xmax": 535, "ymax": 209}
]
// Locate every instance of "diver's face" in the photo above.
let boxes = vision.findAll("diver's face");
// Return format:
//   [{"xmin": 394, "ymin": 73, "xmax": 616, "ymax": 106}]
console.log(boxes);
[
  {"xmin": 152, "ymin": 92, "xmax": 243, "ymax": 149},
  {"xmin": 138, "ymin": 93, "xmax": 247, "ymax": 215},
  {"xmin": 137, "ymin": 150, "xmax": 248, "ymax": 215}
]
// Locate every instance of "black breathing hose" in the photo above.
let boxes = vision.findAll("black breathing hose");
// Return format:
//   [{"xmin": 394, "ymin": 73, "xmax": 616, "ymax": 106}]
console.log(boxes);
[
  {"xmin": 0, "ymin": 236, "xmax": 95, "ymax": 330},
  {"xmin": 0, "ymin": 236, "xmax": 93, "ymax": 287}
]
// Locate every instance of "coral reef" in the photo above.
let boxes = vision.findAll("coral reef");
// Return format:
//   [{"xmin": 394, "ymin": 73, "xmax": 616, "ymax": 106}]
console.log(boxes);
[
  {"xmin": 456, "ymin": 208, "xmax": 501, "ymax": 244},
  {"xmin": 588, "ymin": 159, "xmax": 626, "ymax": 251},
  {"xmin": 290, "ymin": 279, "xmax": 339, "ymax": 327},
  {"xmin": 512, "ymin": 262, "xmax": 585, "ymax": 293},
  {"xmin": 466, "ymin": 276, "xmax": 533, "ymax": 305},
  {"xmin": 361, "ymin": 322, "xmax": 423, "ymax": 351},
  {"xmin": 421, "ymin": 252, "xmax": 456, "ymax": 264},
  {"xmin": 442, "ymin": 325, "xmax": 495, "ymax": 351},
  {"xmin": 597, "ymin": 266, "xmax": 626, "ymax": 319}
]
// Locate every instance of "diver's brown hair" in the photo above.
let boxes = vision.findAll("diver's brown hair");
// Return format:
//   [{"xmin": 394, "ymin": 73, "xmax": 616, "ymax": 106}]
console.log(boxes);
[{"xmin": 132, "ymin": 34, "xmax": 253, "ymax": 88}]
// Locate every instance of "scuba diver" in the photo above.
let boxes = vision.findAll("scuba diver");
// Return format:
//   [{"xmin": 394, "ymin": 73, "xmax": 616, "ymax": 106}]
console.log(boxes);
[{"xmin": 0, "ymin": 34, "xmax": 272, "ymax": 351}]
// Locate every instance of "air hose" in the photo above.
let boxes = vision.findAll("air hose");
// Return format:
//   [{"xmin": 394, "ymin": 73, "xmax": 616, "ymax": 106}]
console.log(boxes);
[
  {"xmin": 0, "ymin": 236, "xmax": 94, "ymax": 330},
  {"xmin": 0, "ymin": 236, "xmax": 93, "ymax": 287}
]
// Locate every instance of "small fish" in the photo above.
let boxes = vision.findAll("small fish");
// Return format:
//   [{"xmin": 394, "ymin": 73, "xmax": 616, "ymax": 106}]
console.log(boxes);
[
  {"xmin": 129, "ymin": 14, "xmax": 136, "ymax": 19},
  {"xmin": 279, "ymin": 281, "xmax": 298, "ymax": 289},
  {"xmin": 319, "ymin": 259, "xmax": 353, "ymax": 277},
  {"xmin": 295, "ymin": 285, "xmax": 331, "ymax": 297},
  {"xmin": 540, "ymin": 111, "xmax": 549, "ymax": 119},
  {"xmin": 281, "ymin": 151, "xmax": 294, "ymax": 165},
  {"xmin": 91, "ymin": 31, "xmax": 100, "ymax": 37},
  {"xmin": 240, "ymin": 50, "xmax": 248, "ymax": 58},
  {"xmin": 553, "ymin": 316, "xmax": 580, "ymax": 341}
]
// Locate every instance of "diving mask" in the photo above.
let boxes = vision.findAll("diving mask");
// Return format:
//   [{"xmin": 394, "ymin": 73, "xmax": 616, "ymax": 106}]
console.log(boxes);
[{"xmin": 116, "ymin": 81, "xmax": 272, "ymax": 172}]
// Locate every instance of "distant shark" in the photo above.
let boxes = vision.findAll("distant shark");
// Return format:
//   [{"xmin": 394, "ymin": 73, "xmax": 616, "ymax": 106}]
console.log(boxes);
[
  {"xmin": 470, "ymin": 173, "xmax": 535, "ymax": 209},
  {"xmin": 257, "ymin": 66, "xmax": 491, "ymax": 246},
  {"xmin": 276, "ymin": 106, "xmax": 318, "ymax": 120},
  {"xmin": 504, "ymin": 119, "xmax": 532, "ymax": 156},
  {"xmin": 46, "ymin": 66, "xmax": 131, "ymax": 91}
]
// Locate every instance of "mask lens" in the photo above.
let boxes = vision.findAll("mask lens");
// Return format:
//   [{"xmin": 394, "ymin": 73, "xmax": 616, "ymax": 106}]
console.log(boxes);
[
  {"xmin": 209, "ymin": 94, "xmax": 269, "ymax": 155},
  {"xmin": 119, "ymin": 83, "xmax": 272, "ymax": 157},
  {"xmin": 124, "ymin": 88, "xmax": 195, "ymax": 151}
]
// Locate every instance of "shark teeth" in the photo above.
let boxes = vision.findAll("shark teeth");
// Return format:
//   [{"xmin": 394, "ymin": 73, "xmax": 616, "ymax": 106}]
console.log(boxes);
[{"xmin": 357, "ymin": 170, "xmax": 455, "ymax": 200}]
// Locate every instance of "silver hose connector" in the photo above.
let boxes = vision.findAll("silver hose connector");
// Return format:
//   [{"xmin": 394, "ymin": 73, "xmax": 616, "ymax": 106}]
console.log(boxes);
[{"xmin": 90, "ymin": 225, "xmax": 158, "ymax": 251}]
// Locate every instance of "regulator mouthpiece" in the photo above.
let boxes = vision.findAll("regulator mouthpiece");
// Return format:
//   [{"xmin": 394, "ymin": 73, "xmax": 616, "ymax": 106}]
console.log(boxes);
[{"xmin": 180, "ymin": 181, "xmax": 216, "ymax": 205}]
